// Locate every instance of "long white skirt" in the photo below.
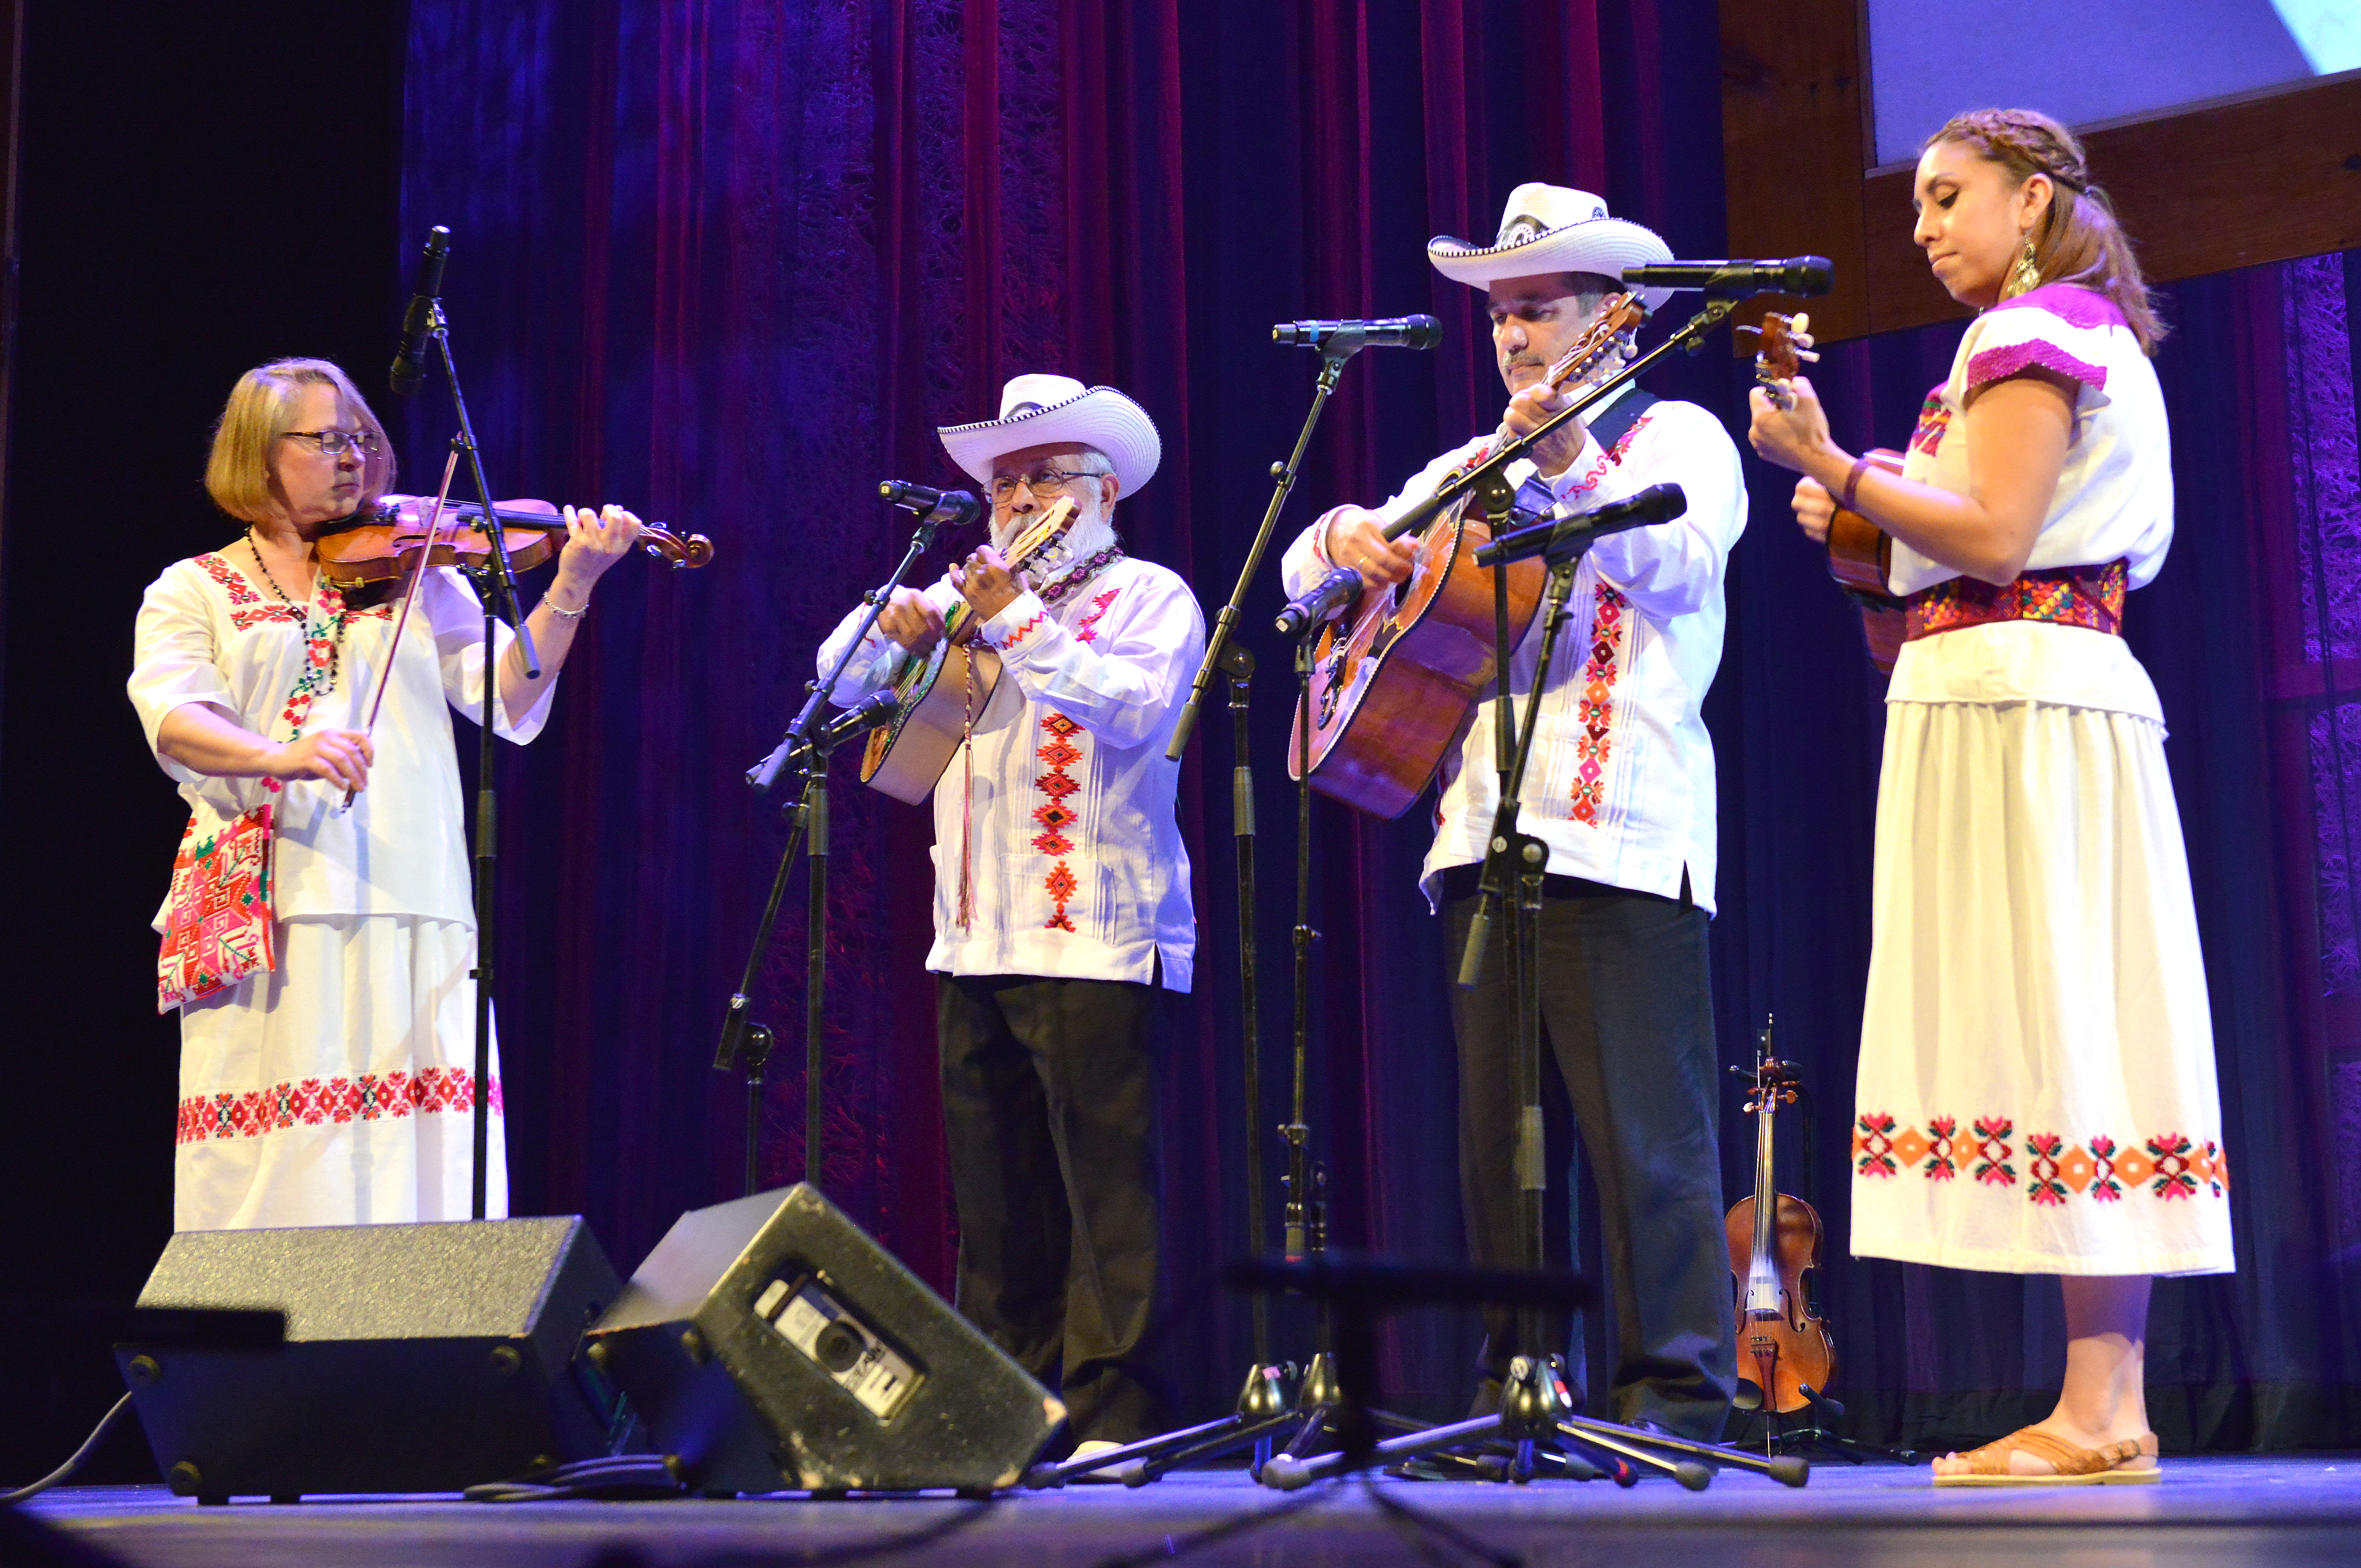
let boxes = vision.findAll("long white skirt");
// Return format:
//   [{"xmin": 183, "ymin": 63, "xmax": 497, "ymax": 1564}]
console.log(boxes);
[
  {"xmin": 1850, "ymin": 696, "xmax": 2233, "ymax": 1276},
  {"xmin": 175, "ymin": 914, "xmax": 507, "ymax": 1231}
]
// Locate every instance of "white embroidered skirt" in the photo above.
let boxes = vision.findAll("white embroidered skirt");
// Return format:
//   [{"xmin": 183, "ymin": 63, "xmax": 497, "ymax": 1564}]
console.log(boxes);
[
  {"xmin": 1849, "ymin": 696, "xmax": 2233, "ymax": 1276},
  {"xmin": 174, "ymin": 914, "xmax": 507, "ymax": 1231}
]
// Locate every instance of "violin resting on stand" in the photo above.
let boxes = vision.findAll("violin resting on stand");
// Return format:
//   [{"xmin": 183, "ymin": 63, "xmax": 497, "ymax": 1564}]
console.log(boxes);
[
  {"xmin": 1724, "ymin": 1021, "xmax": 1922, "ymax": 1466},
  {"xmin": 314, "ymin": 493, "xmax": 714, "ymax": 588},
  {"xmin": 1726, "ymin": 1028, "xmax": 1837, "ymax": 1423}
]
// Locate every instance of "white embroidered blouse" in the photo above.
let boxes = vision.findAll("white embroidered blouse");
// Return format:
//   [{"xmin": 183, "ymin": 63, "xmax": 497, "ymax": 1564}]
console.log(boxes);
[
  {"xmin": 1280, "ymin": 385, "xmax": 1748, "ymax": 912},
  {"xmin": 1886, "ymin": 284, "xmax": 2174, "ymax": 721},
  {"xmin": 127, "ymin": 554, "xmax": 557, "ymax": 928},
  {"xmin": 817, "ymin": 553, "xmax": 1206, "ymax": 990}
]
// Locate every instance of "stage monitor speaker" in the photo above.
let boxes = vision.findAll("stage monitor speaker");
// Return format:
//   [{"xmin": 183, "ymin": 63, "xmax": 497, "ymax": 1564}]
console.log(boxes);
[
  {"xmin": 586, "ymin": 1183, "xmax": 1063, "ymax": 1494},
  {"xmin": 115, "ymin": 1216, "xmax": 627, "ymax": 1502}
]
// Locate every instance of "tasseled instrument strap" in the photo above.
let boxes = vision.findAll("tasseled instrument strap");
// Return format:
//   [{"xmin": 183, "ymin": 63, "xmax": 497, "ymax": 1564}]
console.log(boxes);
[{"xmin": 956, "ymin": 638, "xmax": 978, "ymax": 928}]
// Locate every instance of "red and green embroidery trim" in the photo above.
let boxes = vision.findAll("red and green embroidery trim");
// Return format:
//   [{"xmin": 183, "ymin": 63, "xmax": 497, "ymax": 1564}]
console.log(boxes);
[
  {"xmin": 176, "ymin": 1068, "xmax": 503, "ymax": 1145},
  {"xmin": 1035, "ymin": 714, "xmax": 1084, "ymax": 932},
  {"xmin": 1906, "ymin": 559, "xmax": 2126, "ymax": 644},
  {"xmin": 1855, "ymin": 1113, "xmax": 2228, "ymax": 1203},
  {"xmin": 1073, "ymin": 586, "xmax": 1123, "ymax": 645},
  {"xmin": 1569, "ymin": 584, "xmax": 1629, "ymax": 825}
]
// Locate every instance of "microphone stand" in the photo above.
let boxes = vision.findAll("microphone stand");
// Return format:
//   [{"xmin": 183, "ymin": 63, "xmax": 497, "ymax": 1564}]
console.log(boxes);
[
  {"xmin": 1027, "ymin": 347, "xmax": 1373, "ymax": 1490},
  {"xmin": 415, "ymin": 296, "xmax": 538, "ymax": 1224},
  {"xmin": 719, "ymin": 507, "xmax": 957, "ymax": 1196},
  {"xmin": 1165, "ymin": 347, "xmax": 1359, "ymax": 763}
]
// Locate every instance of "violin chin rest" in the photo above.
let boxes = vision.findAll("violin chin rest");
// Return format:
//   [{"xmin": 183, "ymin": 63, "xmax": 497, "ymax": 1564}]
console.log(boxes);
[{"xmin": 1731, "ymin": 1378, "xmax": 1764, "ymax": 1413}]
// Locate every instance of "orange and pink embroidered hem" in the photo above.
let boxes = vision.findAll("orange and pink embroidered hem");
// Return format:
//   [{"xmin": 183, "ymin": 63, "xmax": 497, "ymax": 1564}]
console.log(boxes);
[{"xmin": 1854, "ymin": 1112, "xmax": 2227, "ymax": 1206}]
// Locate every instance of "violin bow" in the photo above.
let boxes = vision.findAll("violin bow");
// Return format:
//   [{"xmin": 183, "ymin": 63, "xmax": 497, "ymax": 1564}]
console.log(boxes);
[{"xmin": 340, "ymin": 449, "xmax": 463, "ymax": 811}]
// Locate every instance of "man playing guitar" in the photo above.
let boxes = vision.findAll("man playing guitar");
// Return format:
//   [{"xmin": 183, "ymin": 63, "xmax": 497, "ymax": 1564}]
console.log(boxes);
[
  {"xmin": 1281, "ymin": 184, "xmax": 1746, "ymax": 1440},
  {"xmin": 815, "ymin": 375, "xmax": 1204, "ymax": 1463}
]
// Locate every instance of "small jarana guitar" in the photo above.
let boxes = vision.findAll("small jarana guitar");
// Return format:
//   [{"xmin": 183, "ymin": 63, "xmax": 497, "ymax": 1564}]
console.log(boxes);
[
  {"xmin": 858, "ymin": 498, "xmax": 1079, "ymax": 804},
  {"xmin": 1752, "ymin": 312, "xmax": 1907, "ymax": 673},
  {"xmin": 1291, "ymin": 294, "xmax": 1649, "ymax": 819}
]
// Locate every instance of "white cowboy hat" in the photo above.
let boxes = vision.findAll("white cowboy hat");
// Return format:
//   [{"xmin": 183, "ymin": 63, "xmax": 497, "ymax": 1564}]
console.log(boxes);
[
  {"xmin": 938, "ymin": 374, "xmax": 1161, "ymax": 498},
  {"xmin": 1427, "ymin": 183, "xmax": 1675, "ymax": 313}
]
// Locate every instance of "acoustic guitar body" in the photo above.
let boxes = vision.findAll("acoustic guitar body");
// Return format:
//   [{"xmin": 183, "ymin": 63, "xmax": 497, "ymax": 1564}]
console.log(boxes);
[
  {"xmin": 1289, "ymin": 502, "xmax": 1544, "ymax": 819},
  {"xmin": 859, "ymin": 634, "xmax": 1004, "ymax": 805},
  {"xmin": 1827, "ymin": 449, "xmax": 1908, "ymax": 674}
]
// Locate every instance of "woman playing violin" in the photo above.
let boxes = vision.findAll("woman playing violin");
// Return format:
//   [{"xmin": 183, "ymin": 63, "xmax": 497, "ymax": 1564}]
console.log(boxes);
[
  {"xmin": 1748, "ymin": 112, "xmax": 2231, "ymax": 1484},
  {"xmin": 127, "ymin": 357, "xmax": 641, "ymax": 1231}
]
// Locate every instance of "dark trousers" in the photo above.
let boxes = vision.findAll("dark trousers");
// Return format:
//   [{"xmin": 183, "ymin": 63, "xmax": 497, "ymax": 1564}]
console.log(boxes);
[
  {"xmin": 1443, "ymin": 873, "xmax": 1734, "ymax": 1440},
  {"xmin": 937, "ymin": 972, "xmax": 1166, "ymax": 1444}
]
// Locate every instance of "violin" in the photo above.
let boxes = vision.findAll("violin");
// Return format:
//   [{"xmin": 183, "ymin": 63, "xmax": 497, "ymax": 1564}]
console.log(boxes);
[
  {"xmin": 1725, "ymin": 1022, "xmax": 1837, "ymax": 1417},
  {"xmin": 314, "ymin": 492, "xmax": 714, "ymax": 589}
]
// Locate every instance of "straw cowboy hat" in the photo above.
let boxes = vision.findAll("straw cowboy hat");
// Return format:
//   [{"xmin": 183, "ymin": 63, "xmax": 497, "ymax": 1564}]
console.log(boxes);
[
  {"xmin": 1427, "ymin": 183, "xmax": 1675, "ymax": 313},
  {"xmin": 938, "ymin": 374, "xmax": 1162, "ymax": 498}
]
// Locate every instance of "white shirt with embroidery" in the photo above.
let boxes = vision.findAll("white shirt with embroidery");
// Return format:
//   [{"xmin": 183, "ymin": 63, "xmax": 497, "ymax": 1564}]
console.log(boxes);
[
  {"xmin": 1280, "ymin": 385, "xmax": 1746, "ymax": 912},
  {"xmin": 128, "ymin": 554, "xmax": 557, "ymax": 928},
  {"xmin": 1884, "ymin": 282, "xmax": 2174, "ymax": 722},
  {"xmin": 817, "ymin": 554, "xmax": 1205, "ymax": 990}
]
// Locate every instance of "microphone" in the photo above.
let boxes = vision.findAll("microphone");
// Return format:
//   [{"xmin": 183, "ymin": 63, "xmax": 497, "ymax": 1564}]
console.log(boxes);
[
  {"xmin": 743, "ymin": 689, "xmax": 900, "ymax": 792},
  {"xmin": 812, "ymin": 689, "xmax": 900, "ymax": 754},
  {"xmin": 388, "ymin": 226, "xmax": 451, "ymax": 397},
  {"xmin": 1275, "ymin": 565, "xmax": 1364, "ymax": 638},
  {"xmin": 878, "ymin": 479, "xmax": 984, "ymax": 528},
  {"xmin": 1475, "ymin": 483, "xmax": 1687, "ymax": 568},
  {"xmin": 1620, "ymin": 257, "xmax": 1833, "ymax": 297},
  {"xmin": 1272, "ymin": 314, "xmax": 1442, "ymax": 353}
]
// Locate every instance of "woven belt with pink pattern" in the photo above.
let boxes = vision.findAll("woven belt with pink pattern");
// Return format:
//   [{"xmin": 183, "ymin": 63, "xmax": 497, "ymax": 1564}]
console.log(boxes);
[{"xmin": 1904, "ymin": 559, "xmax": 2127, "ymax": 643}]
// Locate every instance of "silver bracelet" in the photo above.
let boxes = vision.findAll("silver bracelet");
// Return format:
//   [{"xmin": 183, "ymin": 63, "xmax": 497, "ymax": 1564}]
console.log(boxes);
[{"xmin": 542, "ymin": 597, "xmax": 589, "ymax": 621}]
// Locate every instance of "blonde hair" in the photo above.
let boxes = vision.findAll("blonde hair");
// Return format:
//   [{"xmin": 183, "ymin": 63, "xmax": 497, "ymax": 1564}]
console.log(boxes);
[
  {"xmin": 204, "ymin": 358, "xmax": 395, "ymax": 524},
  {"xmin": 1927, "ymin": 109, "xmax": 2165, "ymax": 353}
]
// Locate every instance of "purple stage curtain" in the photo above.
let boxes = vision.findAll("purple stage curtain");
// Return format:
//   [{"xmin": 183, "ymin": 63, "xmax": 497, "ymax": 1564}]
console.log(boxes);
[{"xmin": 400, "ymin": 0, "xmax": 2360, "ymax": 1440}]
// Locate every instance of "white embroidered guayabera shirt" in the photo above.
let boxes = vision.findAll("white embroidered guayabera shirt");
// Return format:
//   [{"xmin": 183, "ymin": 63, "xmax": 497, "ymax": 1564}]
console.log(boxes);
[
  {"xmin": 817, "ymin": 553, "xmax": 1206, "ymax": 990},
  {"xmin": 1281, "ymin": 384, "xmax": 1747, "ymax": 911}
]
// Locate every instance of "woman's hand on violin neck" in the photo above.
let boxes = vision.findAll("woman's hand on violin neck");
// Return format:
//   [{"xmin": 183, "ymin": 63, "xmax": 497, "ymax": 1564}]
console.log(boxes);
[
  {"xmin": 552, "ymin": 504, "xmax": 645, "ymax": 600},
  {"xmin": 268, "ymin": 729, "xmax": 374, "ymax": 793}
]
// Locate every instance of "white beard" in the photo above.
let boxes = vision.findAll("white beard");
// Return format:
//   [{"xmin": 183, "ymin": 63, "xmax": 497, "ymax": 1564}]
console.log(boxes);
[{"xmin": 1000, "ymin": 508, "xmax": 1119, "ymax": 589}]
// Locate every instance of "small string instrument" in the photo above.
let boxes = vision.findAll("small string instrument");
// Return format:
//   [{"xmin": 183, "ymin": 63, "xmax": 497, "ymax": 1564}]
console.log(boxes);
[
  {"xmin": 1290, "ymin": 293, "xmax": 1649, "ymax": 818},
  {"xmin": 1750, "ymin": 312, "xmax": 1906, "ymax": 673},
  {"xmin": 1724, "ymin": 1026, "xmax": 1837, "ymax": 1418},
  {"xmin": 859, "ymin": 498, "xmax": 1080, "ymax": 803},
  {"xmin": 315, "ymin": 493, "xmax": 714, "ymax": 587}
]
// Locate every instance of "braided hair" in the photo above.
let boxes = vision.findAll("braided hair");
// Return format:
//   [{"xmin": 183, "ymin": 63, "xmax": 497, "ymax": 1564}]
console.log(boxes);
[{"xmin": 1928, "ymin": 109, "xmax": 2164, "ymax": 353}]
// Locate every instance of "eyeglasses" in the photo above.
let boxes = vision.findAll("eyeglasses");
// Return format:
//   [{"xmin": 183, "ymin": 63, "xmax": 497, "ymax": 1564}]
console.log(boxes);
[
  {"xmin": 282, "ymin": 429, "xmax": 382, "ymax": 458},
  {"xmin": 988, "ymin": 468, "xmax": 1106, "ymax": 504}
]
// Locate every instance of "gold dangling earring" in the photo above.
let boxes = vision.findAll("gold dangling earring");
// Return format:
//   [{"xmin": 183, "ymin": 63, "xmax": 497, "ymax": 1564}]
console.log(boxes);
[{"xmin": 2005, "ymin": 235, "xmax": 2042, "ymax": 299}]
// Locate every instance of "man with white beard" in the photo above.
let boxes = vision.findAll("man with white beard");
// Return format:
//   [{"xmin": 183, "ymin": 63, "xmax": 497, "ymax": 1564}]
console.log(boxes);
[{"xmin": 816, "ymin": 376, "xmax": 1204, "ymax": 1458}]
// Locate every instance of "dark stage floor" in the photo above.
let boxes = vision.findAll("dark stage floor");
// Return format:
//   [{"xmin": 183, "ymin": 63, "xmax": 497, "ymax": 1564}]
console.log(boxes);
[{"xmin": 17, "ymin": 1456, "xmax": 2361, "ymax": 1568}]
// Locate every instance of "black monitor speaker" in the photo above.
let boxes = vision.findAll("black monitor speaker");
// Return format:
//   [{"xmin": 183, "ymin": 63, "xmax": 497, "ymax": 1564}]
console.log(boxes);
[
  {"xmin": 586, "ymin": 1183, "xmax": 1063, "ymax": 1494},
  {"xmin": 115, "ymin": 1216, "xmax": 626, "ymax": 1502}
]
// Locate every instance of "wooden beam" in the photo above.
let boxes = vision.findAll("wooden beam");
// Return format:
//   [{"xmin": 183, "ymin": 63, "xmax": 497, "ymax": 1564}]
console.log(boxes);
[
  {"xmin": 1717, "ymin": 0, "xmax": 1870, "ymax": 342},
  {"xmin": 1864, "ymin": 73, "xmax": 2361, "ymax": 336},
  {"xmin": 1723, "ymin": 0, "xmax": 2361, "ymax": 345}
]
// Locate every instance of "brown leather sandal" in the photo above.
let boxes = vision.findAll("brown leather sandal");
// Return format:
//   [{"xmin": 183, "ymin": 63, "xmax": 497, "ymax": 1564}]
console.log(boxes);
[{"xmin": 1932, "ymin": 1425, "xmax": 2161, "ymax": 1486}]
